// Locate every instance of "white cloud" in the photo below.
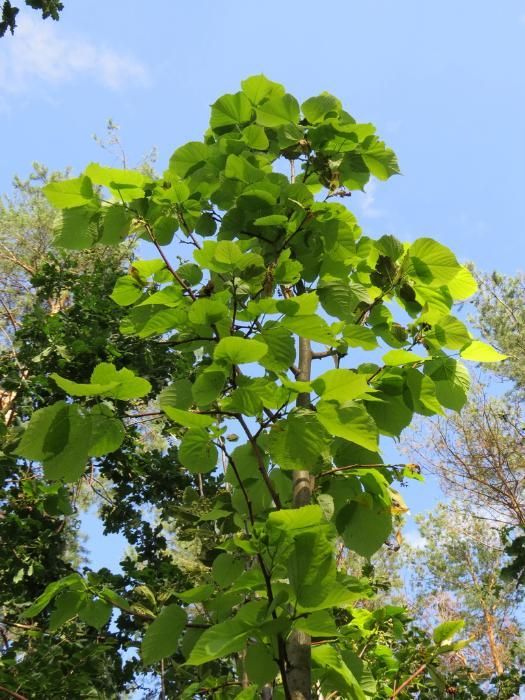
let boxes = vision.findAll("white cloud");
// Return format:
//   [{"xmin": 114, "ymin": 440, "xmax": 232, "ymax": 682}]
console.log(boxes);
[
  {"xmin": 0, "ymin": 16, "xmax": 148, "ymax": 93},
  {"xmin": 360, "ymin": 179, "xmax": 383, "ymax": 219}
]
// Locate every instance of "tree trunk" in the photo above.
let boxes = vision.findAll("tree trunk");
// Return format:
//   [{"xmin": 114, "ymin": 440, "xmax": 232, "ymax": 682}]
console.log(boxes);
[
  {"xmin": 483, "ymin": 608, "xmax": 504, "ymax": 675},
  {"xmin": 287, "ymin": 336, "xmax": 313, "ymax": 699}
]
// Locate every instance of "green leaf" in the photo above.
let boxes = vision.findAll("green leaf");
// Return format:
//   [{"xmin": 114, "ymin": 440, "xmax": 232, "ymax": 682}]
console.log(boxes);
[
  {"xmin": 447, "ymin": 266, "xmax": 478, "ymax": 300},
  {"xmin": 339, "ymin": 501, "xmax": 392, "ymax": 558},
  {"xmin": 160, "ymin": 404, "xmax": 214, "ymax": 428},
  {"xmin": 110, "ymin": 275, "xmax": 143, "ymax": 306},
  {"xmin": 343, "ymin": 325, "xmax": 378, "ymax": 351},
  {"xmin": 49, "ymin": 590, "xmax": 84, "ymax": 631},
  {"xmin": 78, "ymin": 598, "xmax": 112, "ymax": 629},
  {"xmin": 366, "ymin": 393, "xmax": 413, "ymax": 437},
  {"xmin": 432, "ymin": 315, "xmax": 472, "ymax": 350},
  {"xmin": 52, "ymin": 363, "xmax": 151, "ymax": 400},
  {"xmin": 302, "ymin": 93, "xmax": 341, "ymax": 123},
  {"xmin": 245, "ymin": 642, "xmax": 279, "ymax": 685},
  {"xmin": 253, "ymin": 214, "xmax": 288, "ymax": 226},
  {"xmin": 100, "ymin": 204, "xmax": 131, "ymax": 244},
  {"xmin": 256, "ymin": 325, "xmax": 296, "ymax": 372},
  {"xmin": 424, "ymin": 357, "xmax": 470, "ymax": 411},
  {"xmin": 281, "ymin": 315, "xmax": 335, "ymax": 345},
  {"xmin": 312, "ymin": 645, "xmax": 366, "ymax": 700},
  {"xmin": 87, "ymin": 404, "xmax": 125, "ymax": 456},
  {"xmin": 192, "ymin": 367, "xmax": 227, "ymax": 406},
  {"xmin": 294, "ymin": 611, "xmax": 338, "ymax": 637},
  {"xmin": 169, "ymin": 141, "xmax": 209, "ymax": 178},
  {"xmin": 212, "ymin": 553, "xmax": 244, "ymax": 588},
  {"xmin": 214, "ymin": 337, "xmax": 268, "ymax": 365},
  {"xmin": 159, "ymin": 379, "xmax": 193, "ymax": 411},
  {"xmin": 43, "ymin": 176, "xmax": 94, "ymax": 209},
  {"xmin": 214, "ymin": 239, "xmax": 244, "ymax": 266},
  {"xmin": 268, "ymin": 505, "xmax": 325, "ymax": 534},
  {"xmin": 433, "ymin": 620, "xmax": 465, "ymax": 645},
  {"xmin": 242, "ymin": 124, "xmax": 269, "ymax": 150},
  {"xmin": 289, "ymin": 530, "xmax": 336, "ymax": 609},
  {"xmin": 317, "ymin": 400, "xmax": 378, "ymax": 452},
  {"xmin": 317, "ymin": 283, "xmax": 359, "ymax": 322},
  {"xmin": 382, "ymin": 349, "xmax": 426, "ymax": 366},
  {"xmin": 84, "ymin": 162, "xmax": 145, "ymax": 195},
  {"xmin": 362, "ymin": 139, "xmax": 400, "ymax": 180},
  {"xmin": 460, "ymin": 340, "xmax": 508, "ymax": 362},
  {"xmin": 141, "ymin": 604, "xmax": 187, "ymax": 665},
  {"xmin": 268, "ymin": 409, "xmax": 330, "ymax": 471},
  {"xmin": 241, "ymin": 74, "xmax": 285, "ymax": 104},
  {"xmin": 188, "ymin": 298, "xmax": 229, "ymax": 326},
  {"xmin": 22, "ymin": 574, "xmax": 85, "ymax": 618},
  {"xmin": 312, "ymin": 369, "xmax": 373, "ymax": 402},
  {"xmin": 256, "ymin": 94, "xmax": 300, "ymax": 127},
  {"xmin": 210, "ymin": 92, "xmax": 253, "ymax": 131},
  {"xmin": 178, "ymin": 429, "xmax": 218, "ymax": 474},
  {"xmin": 53, "ymin": 206, "xmax": 99, "ymax": 250},
  {"xmin": 176, "ymin": 585, "xmax": 215, "ymax": 604},
  {"xmin": 185, "ymin": 619, "xmax": 249, "ymax": 665},
  {"xmin": 16, "ymin": 402, "xmax": 91, "ymax": 481},
  {"xmin": 407, "ymin": 238, "xmax": 461, "ymax": 287}
]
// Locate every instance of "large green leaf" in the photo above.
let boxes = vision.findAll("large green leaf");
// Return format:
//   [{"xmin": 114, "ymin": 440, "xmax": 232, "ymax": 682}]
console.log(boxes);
[
  {"xmin": 339, "ymin": 500, "xmax": 392, "ymax": 558},
  {"xmin": 268, "ymin": 409, "xmax": 330, "ymax": 470},
  {"xmin": 256, "ymin": 325, "xmax": 296, "ymax": 372},
  {"xmin": 169, "ymin": 141, "xmax": 209, "ymax": 178},
  {"xmin": 212, "ymin": 553, "xmax": 244, "ymax": 588},
  {"xmin": 53, "ymin": 206, "xmax": 99, "ymax": 249},
  {"xmin": 178, "ymin": 429, "xmax": 218, "ymax": 474},
  {"xmin": 214, "ymin": 337, "xmax": 268, "ymax": 365},
  {"xmin": 141, "ymin": 604, "xmax": 187, "ymax": 665},
  {"xmin": 15, "ymin": 402, "xmax": 126, "ymax": 481},
  {"xmin": 312, "ymin": 369, "xmax": 373, "ymax": 402},
  {"xmin": 245, "ymin": 642, "xmax": 279, "ymax": 685},
  {"xmin": 185, "ymin": 619, "xmax": 249, "ymax": 665},
  {"xmin": 281, "ymin": 315, "xmax": 335, "ymax": 345},
  {"xmin": 22, "ymin": 574, "xmax": 85, "ymax": 618},
  {"xmin": 52, "ymin": 363, "xmax": 151, "ymax": 400},
  {"xmin": 302, "ymin": 93, "xmax": 341, "ymax": 123},
  {"xmin": 382, "ymin": 349, "xmax": 426, "ymax": 366},
  {"xmin": 317, "ymin": 400, "xmax": 378, "ymax": 452},
  {"xmin": 407, "ymin": 238, "xmax": 461, "ymax": 287},
  {"xmin": 460, "ymin": 340, "xmax": 508, "ymax": 362},
  {"xmin": 256, "ymin": 93, "xmax": 300, "ymax": 127},
  {"xmin": 289, "ymin": 530, "xmax": 337, "ymax": 609},
  {"xmin": 43, "ymin": 176, "xmax": 95, "ymax": 209},
  {"xmin": 48, "ymin": 590, "xmax": 85, "ymax": 631},
  {"xmin": 312, "ymin": 645, "xmax": 366, "ymax": 700},
  {"xmin": 210, "ymin": 92, "xmax": 253, "ymax": 130},
  {"xmin": 241, "ymin": 74, "xmax": 285, "ymax": 104}
]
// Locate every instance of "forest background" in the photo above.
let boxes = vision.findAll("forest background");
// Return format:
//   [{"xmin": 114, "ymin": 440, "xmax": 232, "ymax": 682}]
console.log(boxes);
[{"xmin": 1, "ymin": 1, "xmax": 524, "ymax": 698}]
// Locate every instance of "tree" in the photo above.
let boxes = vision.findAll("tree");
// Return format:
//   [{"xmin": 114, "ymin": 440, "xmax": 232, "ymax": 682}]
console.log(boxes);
[
  {"xmin": 406, "ymin": 383, "xmax": 525, "ymax": 531},
  {"xmin": 472, "ymin": 271, "xmax": 525, "ymax": 394},
  {"xmin": 0, "ymin": 0, "xmax": 63, "ymax": 37},
  {"xmin": 8, "ymin": 75, "xmax": 504, "ymax": 699},
  {"xmin": 402, "ymin": 504, "xmax": 524, "ymax": 693}
]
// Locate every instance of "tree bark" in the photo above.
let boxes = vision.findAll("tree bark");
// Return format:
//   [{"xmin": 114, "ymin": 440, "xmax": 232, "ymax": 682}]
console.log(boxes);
[{"xmin": 287, "ymin": 336, "xmax": 313, "ymax": 700}]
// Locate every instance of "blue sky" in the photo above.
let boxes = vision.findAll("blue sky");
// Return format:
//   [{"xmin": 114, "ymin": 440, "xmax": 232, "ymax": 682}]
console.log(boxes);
[{"xmin": 2, "ymin": 0, "xmax": 524, "ymax": 567}]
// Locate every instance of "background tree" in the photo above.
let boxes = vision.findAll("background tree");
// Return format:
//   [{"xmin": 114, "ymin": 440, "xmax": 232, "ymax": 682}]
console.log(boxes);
[{"xmin": 402, "ymin": 505, "xmax": 524, "ymax": 686}]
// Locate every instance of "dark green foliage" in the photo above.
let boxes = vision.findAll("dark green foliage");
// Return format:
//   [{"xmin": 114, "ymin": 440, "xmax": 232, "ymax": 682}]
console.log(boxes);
[{"xmin": 0, "ymin": 0, "xmax": 63, "ymax": 36}]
